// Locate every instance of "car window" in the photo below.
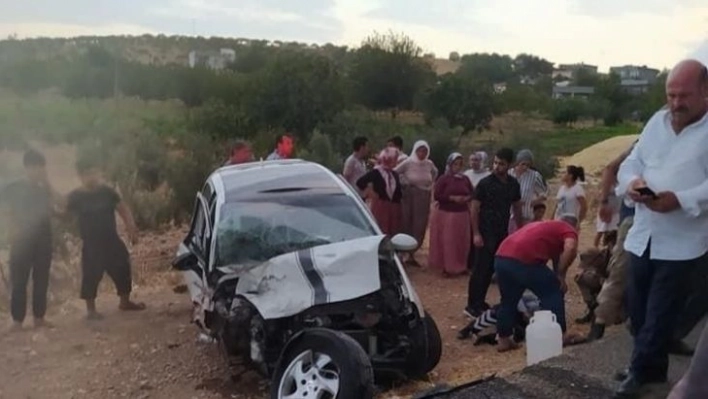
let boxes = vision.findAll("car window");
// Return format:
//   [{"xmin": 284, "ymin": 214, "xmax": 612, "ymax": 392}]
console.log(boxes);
[
  {"xmin": 215, "ymin": 192, "xmax": 375, "ymax": 266},
  {"xmin": 201, "ymin": 182, "xmax": 214, "ymax": 203},
  {"xmin": 187, "ymin": 195, "xmax": 210, "ymax": 258}
]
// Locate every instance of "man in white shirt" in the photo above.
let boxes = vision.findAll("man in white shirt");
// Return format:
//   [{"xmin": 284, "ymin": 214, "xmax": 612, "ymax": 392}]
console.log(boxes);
[
  {"xmin": 614, "ymin": 60, "xmax": 708, "ymax": 398},
  {"xmin": 342, "ymin": 136, "xmax": 369, "ymax": 196}
]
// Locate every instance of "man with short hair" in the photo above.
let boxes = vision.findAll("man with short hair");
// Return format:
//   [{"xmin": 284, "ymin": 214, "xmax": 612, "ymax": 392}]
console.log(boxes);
[
  {"xmin": 67, "ymin": 158, "xmax": 145, "ymax": 320},
  {"xmin": 224, "ymin": 140, "xmax": 253, "ymax": 166},
  {"xmin": 1, "ymin": 149, "xmax": 57, "ymax": 330},
  {"xmin": 614, "ymin": 59, "xmax": 708, "ymax": 398},
  {"xmin": 266, "ymin": 134, "xmax": 294, "ymax": 161},
  {"xmin": 494, "ymin": 215, "xmax": 582, "ymax": 352},
  {"xmin": 466, "ymin": 148, "xmax": 523, "ymax": 318},
  {"xmin": 342, "ymin": 136, "xmax": 369, "ymax": 195},
  {"xmin": 387, "ymin": 135, "xmax": 408, "ymax": 164}
]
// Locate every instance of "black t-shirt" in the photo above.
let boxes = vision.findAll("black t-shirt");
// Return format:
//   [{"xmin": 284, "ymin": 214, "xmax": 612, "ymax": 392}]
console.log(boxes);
[
  {"xmin": 474, "ymin": 173, "xmax": 522, "ymax": 239},
  {"xmin": 0, "ymin": 179, "xmax": 52, "ymax": 242},
  {"xmin": 67, "ymin": 185, "xmax": 122, "ymax": 245}
]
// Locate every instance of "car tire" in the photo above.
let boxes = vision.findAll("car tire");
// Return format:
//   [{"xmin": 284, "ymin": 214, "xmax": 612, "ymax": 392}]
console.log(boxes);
[
  {"xmin": 405, "ymin": 311, "xmax": 442, "ymax": 379},
  {"xmin": 270, "ymin": 329, "xmax": 374, "ymax": 399}
]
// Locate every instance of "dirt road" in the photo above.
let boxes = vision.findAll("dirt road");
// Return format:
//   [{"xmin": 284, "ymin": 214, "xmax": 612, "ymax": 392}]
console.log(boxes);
[
  {"xmin": 0, "ymin": 288, "xmax": 272, "ymax": 399},
  {"xmin": 0, "ymin": 249, "xmax": 592, "ymax": 399}
]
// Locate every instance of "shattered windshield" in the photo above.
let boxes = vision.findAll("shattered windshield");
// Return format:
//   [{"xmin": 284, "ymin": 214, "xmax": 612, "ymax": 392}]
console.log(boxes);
[{"xmin": 215, "ymin": 192, "xmax": 375, "ymax": 266}]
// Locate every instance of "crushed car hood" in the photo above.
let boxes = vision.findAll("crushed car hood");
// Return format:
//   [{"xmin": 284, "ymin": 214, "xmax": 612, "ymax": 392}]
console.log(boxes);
[{"xmin": 226, "ymin": 235, "xmax": 386, "ymax": 320}]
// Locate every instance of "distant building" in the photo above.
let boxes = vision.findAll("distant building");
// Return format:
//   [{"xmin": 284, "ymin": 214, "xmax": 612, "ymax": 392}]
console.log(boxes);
[
  {"xmin": 552, "ymin": 63, "xmax": 598, "ymax": 80},
  {"xmin": 552, "ymin": 85, "xmax": 595, "ymax": 99},
  {"xmin": 427, "ymin": 58, "xmax": 461, "ymax": 76},
  {"xmin": 188, "ymin": 48, "xmax": 236, "ymax": 70},
  {"xmin": 609, "ymin": 65, "xmax": 661, "ymax": 95}
]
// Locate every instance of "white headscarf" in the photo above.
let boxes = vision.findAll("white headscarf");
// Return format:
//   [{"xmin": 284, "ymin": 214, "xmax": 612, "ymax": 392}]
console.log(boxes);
[
  {"xmin": 445, "ymin": 152, "xmax": 464, "ymax": 175},
  {"xmin": 409, "ymin": 140, "xmax": 430, "ymax": 162}
]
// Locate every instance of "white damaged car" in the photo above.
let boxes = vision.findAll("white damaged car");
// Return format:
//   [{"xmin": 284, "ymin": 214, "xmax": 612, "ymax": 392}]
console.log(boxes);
[{"xmin": 173, "ymin": 160, "xmax": 441, "ymax": 399}]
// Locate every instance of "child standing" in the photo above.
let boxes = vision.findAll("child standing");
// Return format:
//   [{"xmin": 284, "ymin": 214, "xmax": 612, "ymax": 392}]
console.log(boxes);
[
  {"xmin": 532, "ymin": 203, "xmax": 547, "ymax": 222},
  {"xmin": 66, "ymin": 159, "xmax": 146, "ymax": 319}
]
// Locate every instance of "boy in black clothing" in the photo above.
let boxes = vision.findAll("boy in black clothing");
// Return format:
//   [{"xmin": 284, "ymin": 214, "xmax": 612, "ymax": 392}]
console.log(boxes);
[
  {"xmin": 466, "ymin": 148, "xmax": 523, "ymax": 318},
  {"xmin": 1, "ymin": 149, "xmax": 58, "ymax": 330},
  {"xmin": 66, "ymin": 159, "xmax": 145, "ymax": 319}
]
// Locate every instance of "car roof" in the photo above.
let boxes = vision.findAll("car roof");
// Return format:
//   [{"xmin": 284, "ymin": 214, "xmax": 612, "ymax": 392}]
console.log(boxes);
[{"xmin": 212, "ymin": 160, "xmax": 346, "ymax": 201}]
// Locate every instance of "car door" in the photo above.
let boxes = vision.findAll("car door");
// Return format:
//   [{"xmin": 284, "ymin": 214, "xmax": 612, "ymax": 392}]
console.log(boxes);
[{"xmin": 173, "ymin": 192, "xmax": 213, "ymax": 330}]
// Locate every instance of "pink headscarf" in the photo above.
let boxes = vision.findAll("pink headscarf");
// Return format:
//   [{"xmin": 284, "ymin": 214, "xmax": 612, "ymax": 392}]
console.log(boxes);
[{"xmin": 375, "ymin": 147, "xmax": 399, "ymax": 199}]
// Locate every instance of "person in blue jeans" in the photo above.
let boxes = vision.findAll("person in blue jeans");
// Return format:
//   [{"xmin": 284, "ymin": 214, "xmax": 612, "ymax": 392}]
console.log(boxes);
[{"xmin": 494, "ymin": 215, "xmax": 585, "ymax": 352}]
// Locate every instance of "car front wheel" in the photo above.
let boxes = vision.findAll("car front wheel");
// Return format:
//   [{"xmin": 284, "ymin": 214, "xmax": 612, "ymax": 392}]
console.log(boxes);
[
  {"xmin": 271, "ymin": 329, "xmax": 374, "ymax": 399},
  {"xmin": 404, "ymin": 311, "xmax": 443, "ymax": 379}
]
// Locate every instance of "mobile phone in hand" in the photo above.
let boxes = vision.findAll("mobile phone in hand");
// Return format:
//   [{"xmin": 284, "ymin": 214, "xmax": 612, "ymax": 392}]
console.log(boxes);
[{"xmin": 637, "ymin": 186, "xmax": 658, "ymax": 199}]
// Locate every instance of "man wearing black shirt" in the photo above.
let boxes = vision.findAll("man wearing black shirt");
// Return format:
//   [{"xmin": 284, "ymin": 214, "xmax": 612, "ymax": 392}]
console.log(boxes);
[
  {"xmin": 66, "ymin": 159, "xmax": 145, "ymax": 319},
  {"xmin": 0, "ymin": 149, "xmax": 57, "ymax": 331},
  {"xmin": 466, "ymin": 148, "xmax": 523, "ymax": 317}
]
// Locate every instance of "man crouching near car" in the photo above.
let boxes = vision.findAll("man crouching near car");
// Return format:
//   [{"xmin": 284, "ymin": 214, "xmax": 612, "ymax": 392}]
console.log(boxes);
[{"xmin": 494, "ymin": 214, "xmax": 585, "ymax": 352}]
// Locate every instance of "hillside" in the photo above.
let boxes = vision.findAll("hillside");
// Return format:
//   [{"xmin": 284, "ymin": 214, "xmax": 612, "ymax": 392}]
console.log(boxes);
[{"xmin": 0, "ymin": 34, "xmax": 460, "ymax": 75}]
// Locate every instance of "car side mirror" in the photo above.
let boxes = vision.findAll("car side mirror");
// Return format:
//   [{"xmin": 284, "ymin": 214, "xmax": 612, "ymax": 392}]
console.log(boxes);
[
  {"xmin": 390, "ymin": 234, "xmax": 418, "ymax": 252},
  {"xmin": 173, "ymin": 243, "xmax": 199, "ymax": 271}
]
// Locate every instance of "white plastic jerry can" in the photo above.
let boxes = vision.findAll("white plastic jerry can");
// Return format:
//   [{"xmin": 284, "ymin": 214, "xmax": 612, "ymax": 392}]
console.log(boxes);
[{"xmin": 525, "ymin": 310, "xmax": 563, "ymax": 366}]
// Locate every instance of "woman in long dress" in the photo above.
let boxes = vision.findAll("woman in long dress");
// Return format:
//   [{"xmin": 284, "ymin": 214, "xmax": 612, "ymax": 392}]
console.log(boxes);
[
  {"xmin": 357, "ymin": 147, "xmax": 403, "ymax": 235},
  {"xmin": 428, "ymin": 153, "xmax": 473, "ymax": 277},
  {"xmin": 395, "ymin": 140, "xmax": 438, "ymax": 266}
]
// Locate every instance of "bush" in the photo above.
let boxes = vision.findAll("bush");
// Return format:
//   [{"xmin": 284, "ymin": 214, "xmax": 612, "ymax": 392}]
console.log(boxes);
[{"xmin": 551, "ymin": 99, "xmax": 585, "ymax": 126}]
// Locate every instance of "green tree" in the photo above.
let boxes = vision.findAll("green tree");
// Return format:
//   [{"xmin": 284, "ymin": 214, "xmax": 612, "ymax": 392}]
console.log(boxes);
[
  {"xmin": 513, "ymin": 53, "xmax": 554, "ymax": 80},
  {"xmin": 348, "ymin": 31, "xmax": 435, "ymax": 116},
  {"xmin": 596, "ymin": 73, "xmax": 630, "ymax": 125},
  {"xmin": 249, "ymin": 50, "xmax": 346, "ymax": 140},
  {"xmin": 551, "ymin": 98, "xmax": 585, "ymax": 126},
  {"xmin": 457, "ymin": 53, "xmax": 515, "ymax": 84},
  {"xmin": 423, "ymin": 74, "xmax": 496, "ymax": 144},
  {"xmin": 498, "ymin": 83, "xmax": 552, "ymax": 114},
  {"xmin": 637, "ymin": 72, "xmax": 667, "ymax": 121},
  {"xmin": 228, "ymin": 43, "xmax": 272, "ymax": 73}
]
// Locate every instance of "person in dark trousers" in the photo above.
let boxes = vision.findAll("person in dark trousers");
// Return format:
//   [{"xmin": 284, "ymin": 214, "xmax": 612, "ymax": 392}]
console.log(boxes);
[
  {"xmin": 493, "ymin": 216, "xmax": 586, "ymax": 352},
  {"xmin": 66, "ymin": 159, "xmax": 145, "ymax": 320},
  {"xmin": 613, "ymin": 60, "xmax": 708, "ymax": 399},
  {"xmin": 0, "ymin": 149, "xmax": 58, "ymax": 331},
  {"xmin": 465, "ymin": 148, "xmax": 523, "ymax": 318}
]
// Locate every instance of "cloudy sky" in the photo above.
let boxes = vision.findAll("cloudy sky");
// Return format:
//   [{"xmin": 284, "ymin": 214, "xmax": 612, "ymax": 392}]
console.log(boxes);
[{"xmin": 0, "ymin": 0, "xmax": 707, "ymax": 70}]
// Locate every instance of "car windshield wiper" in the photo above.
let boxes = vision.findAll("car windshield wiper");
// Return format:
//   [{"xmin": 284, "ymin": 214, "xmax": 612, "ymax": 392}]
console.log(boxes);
[{"xmin": 259, "ymin": 187, "xmax": 310, "ymax": 193}]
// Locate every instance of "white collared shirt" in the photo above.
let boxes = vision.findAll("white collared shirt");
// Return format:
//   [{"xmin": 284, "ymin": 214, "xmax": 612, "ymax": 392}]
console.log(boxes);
[{"xmin": 617, "ymin": 109, "xmax": 708, "ymax": 260}]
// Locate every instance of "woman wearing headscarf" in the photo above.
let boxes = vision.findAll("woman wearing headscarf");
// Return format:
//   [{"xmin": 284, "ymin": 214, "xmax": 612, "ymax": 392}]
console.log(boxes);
[
  {"xmin": 509, "ymin": 149, "xmax": 548, "ymax": 233},
  {"xmin": 464, "ymin": 151, "xmax": 491, "ymax": 188},
  {"xmin": 428, "ymin": 153, "xmax": 474, "ymax": 277},
  {"xmin": 395, "ymin": 140, "xmax": 439, "ymax": 266},
  {"xmin": 357, "ymin": 147, "xmax": 403, "ymax": 235}
]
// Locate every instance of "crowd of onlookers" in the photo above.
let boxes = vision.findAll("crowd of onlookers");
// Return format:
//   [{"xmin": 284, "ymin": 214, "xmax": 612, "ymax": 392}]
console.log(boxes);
[
  {"xmin": 2, "ymin": 56, "xmax": 707, "ymax": 399},
  {"xmin": 341, "ymin": 58, "xmax": 708, "ymax": 399}
]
